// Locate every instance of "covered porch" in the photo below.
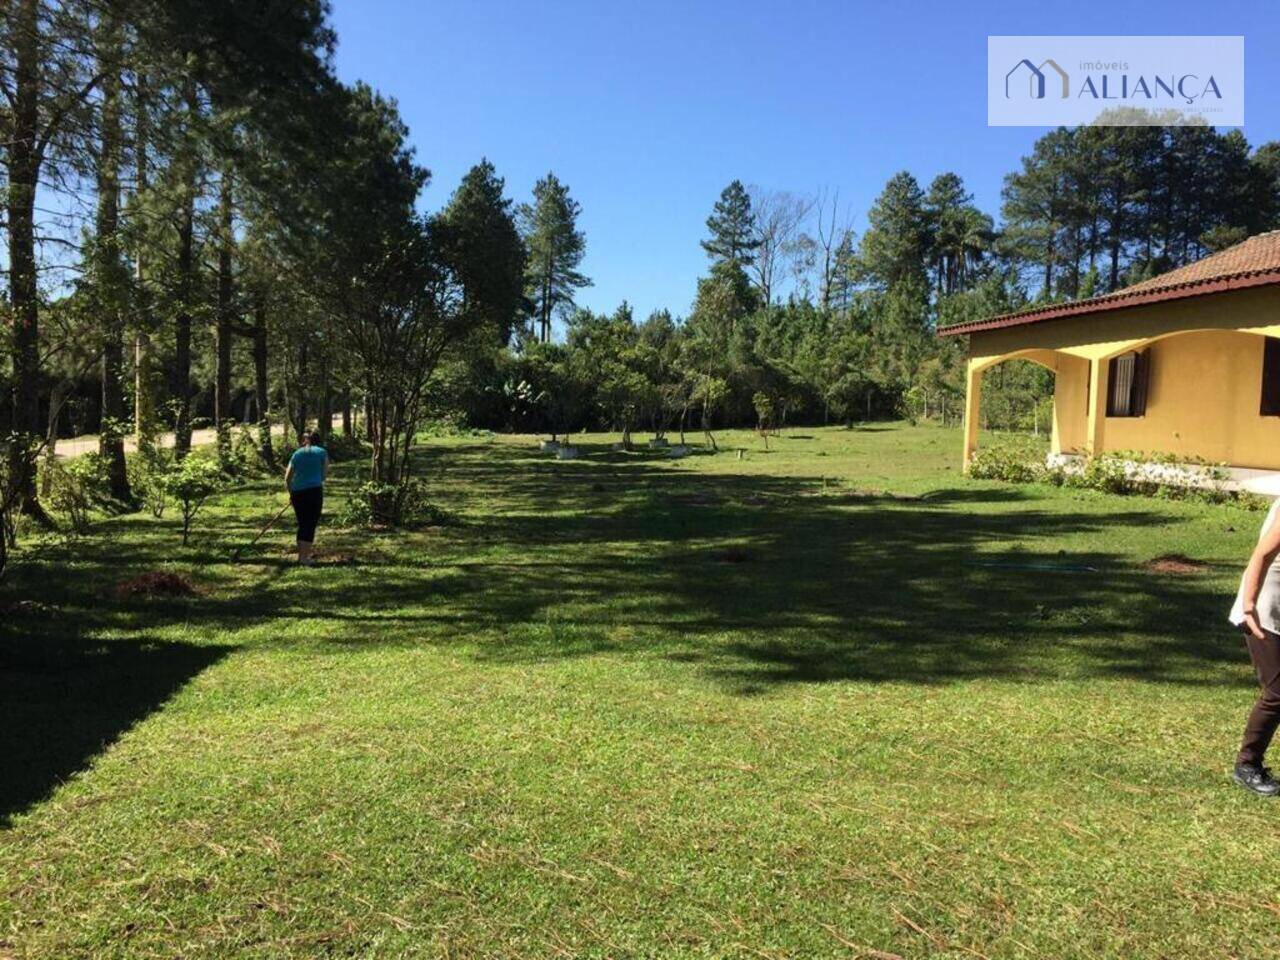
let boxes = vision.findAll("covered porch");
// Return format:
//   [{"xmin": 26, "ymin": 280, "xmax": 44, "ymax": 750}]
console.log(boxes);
[{"xmin": 942, "ymin": 233, "xmax": 1280, "ymax": 480}]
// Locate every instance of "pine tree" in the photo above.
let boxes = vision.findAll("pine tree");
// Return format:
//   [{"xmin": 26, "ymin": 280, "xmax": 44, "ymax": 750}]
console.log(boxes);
[
  {"xmin": 858, "ymin": 171, "xmax": 931, "ymax": 292},
  {"xmin": 701, "ymin": 180, "xmax": 760, "ymax": 267},
  {"xmin": 824, "ymin": 232, "xmax": 858, "ymax": 313},
  {"xmin": 438, "ymin": 159, "xmax": 526, "ymax": 345},
  {"xmin": 520, "ymin": 173, "xmax": 590, "ymax": 343},
  {"xmin": 1251, "ymin": 142, "xmax": 1280, "ymax": 231},
  {"xmin": 925, "ymin": 173, "xmax": 992, "ymax": 297},
  {"xmin": 1000, "ymin": 131, "xmax": 1073, "ymax": 299}
]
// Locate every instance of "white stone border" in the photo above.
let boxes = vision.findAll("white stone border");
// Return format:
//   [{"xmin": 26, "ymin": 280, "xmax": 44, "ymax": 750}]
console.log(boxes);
[{"xmin": 1047, "ymin": 452, "xmax": 1280, "ymax": 497}]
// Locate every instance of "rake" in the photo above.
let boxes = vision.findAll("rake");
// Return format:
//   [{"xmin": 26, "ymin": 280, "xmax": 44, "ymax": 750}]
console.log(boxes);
[{"xmin": 231, "ymin": 501, "xmax": 291, "ymax": 561}]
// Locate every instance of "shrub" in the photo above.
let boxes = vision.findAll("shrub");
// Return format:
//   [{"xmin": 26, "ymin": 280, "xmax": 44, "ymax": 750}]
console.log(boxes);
[
  {"xmin": 1061, "ymin": 450, "xmax": 1241, "ymax": 503},
  {"xmin": 272, "ymin": 432, "xmax": 298, "ymax": 465},
  {"xmin": 1070, "ymin": 454, "xmax": 1130, "ymax": 494},
  {"xmin": 162, "ymin": 456, "xmax": 226, "ymax": 545},
  {"xmin": 228, "ymin": 424, "xmax": 270, "ymax": 477},
  {"xmin": 2, "ymin": 433, "xmax": 41, "ymax": 547},
  {"xmin": 752, "ymin": 392, "xmax": 776, "ymax": 431},
  {"xmin": 338, "ymin": 482, "xmax": 386, "ymax": 527},
  {"xmin": 44, "ymin": 453, "xmax": 109, "ymax": 534},
  {"xmin": 323, "ymin": 432, "xmax": 370, "ymax": 463},
  {"xmin": 967, "ymin": 435, "xmax": 1048, "ymax": 483},
  {"xmin": 1236, "ymin": 492, "xmax": 1272, "ymax": 511},
  {"xmin": 398, "ymin": 478, "xmax": 453, "ymax": 528},
  {"xmin": 419, "ymin": 415, "xmax": 492, "ymax": 439},
  {"xmin": 340, "ymin": 477, "xmax": 452, "ymax": 529},
  {"xmin": 272, "ymin": 431, "xmax": 371, "ymax": 465},
  {"xmin": 971, "ymin": 440, "xmax": 1266, "ymax": 509},
  {"xmin": 127, "ymin": 447, "xmax": 174, "ymax": 518}
]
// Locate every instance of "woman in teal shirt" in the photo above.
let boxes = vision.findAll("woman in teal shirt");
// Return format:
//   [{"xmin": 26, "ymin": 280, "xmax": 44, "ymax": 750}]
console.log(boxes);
[{"xmin": 283, "ymin": 431, "xmax": 328, "ymax": 566}]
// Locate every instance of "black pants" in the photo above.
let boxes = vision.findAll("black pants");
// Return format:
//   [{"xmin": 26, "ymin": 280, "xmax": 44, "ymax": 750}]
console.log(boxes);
[
  {"xmin": 290, "ymin": 486, "xmax": 323, "ymax": 544},
  {"xmin": 1239, "ymin": 627, "xmax": 1280, "ymax": 765}
]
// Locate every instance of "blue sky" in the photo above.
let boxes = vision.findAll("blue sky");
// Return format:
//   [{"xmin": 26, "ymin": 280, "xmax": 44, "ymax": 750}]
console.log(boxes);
[{"xmin": 329, "ymin": 1, "xmax": 1280, "ymax": 327}]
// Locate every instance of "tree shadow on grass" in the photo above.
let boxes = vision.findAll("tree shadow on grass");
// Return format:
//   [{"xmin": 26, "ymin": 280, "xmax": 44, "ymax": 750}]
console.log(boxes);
[
  {"xmin": 220, "ymin": 442, "xmax": 1248, "ymax": 694},
  {"xmin": 448, "ymin": 496, "xmax": 1239, "ymax": 693},
  {"xmin": 0, "ymin": 632, "xmax": 232, "ymax": 827},
  {"xmin": 1, "ymin": 439, "xmax": 1253, "ymax": 710}
]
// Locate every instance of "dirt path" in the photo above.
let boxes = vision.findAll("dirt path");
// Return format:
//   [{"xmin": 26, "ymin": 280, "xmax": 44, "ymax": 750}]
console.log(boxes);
[
  {"xmin": 53, "ymin": 426, "xmax": 284, "ymax": 459},
  {"xmin": 54, "ymin": 428, "xmax": 216, "ymax": 459}
]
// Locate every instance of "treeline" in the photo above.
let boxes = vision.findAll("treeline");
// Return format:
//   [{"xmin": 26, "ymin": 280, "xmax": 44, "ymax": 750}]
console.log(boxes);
[
  {"xmin": 448, "ymin": 174, "xmax": 1007, "ymax": 439},
  {"xmin": 1003, "ymin": 112, "xmax": 1280, "ymax": 297},
  {"xmin": 449, "ymin": 112, "xmax": 1280, "ymax": 440}
]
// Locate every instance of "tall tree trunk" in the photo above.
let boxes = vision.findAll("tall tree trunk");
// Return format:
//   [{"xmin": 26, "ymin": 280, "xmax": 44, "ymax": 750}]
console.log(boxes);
[
  {"xmin": 133, "ymin": 73, "xmax": 156, "ymax": 450},
  {"xmin": 215, "ymin": 172, "xmax": 235, "ymax": 465},
  {"xmin": 41, "ymin": 380, "xmax": 72, "ymax": 498},
  {"xmin": 820, "ymin": 244, "xmax": 834, "ymax": 313},
  {"xmin": 173, "ymin": 197, "xmax": 195, "ymax": 457},
  {"xmin": 1042, "ymin": 241, "xmax": 1053, "ymax": 299},
  {"xmin": 172, "ymin": 79, "xmax": 199, "ymax": 459},
  {"xmin": 133, "ymin": 302, "xmax": 154, "ymax": 452},
  {"xmin": 1108, "ymin": 189, "xmax": 1123, "ymax": 290},
  {"xmin": 1068, "ymin": 229, "xmax": 1081, "ymax": 299},
  {"xmin": 6, "ymin": 0, "xmax": 49, "ymax": 521},
  {"xmin": 541, "ymin": 256, "xmax": 552, "ymax": 343},
  {"xmin": 341, "ymin": 396, "xmax": 352, "ymax": 436},
  {"xmin": 294, "ymin": 340, "xmax": 309, "ymax": 438},
  {"xmin": 1108, "ymin": 234, "xmax": 1121, "ymax": 291},
  {"xmin": 95, "ymin": 19, "xmax": 131, "ymax": 502},
  {"xmin": 252, "ymin": 302, "xmax": 273, "ymax": 466},
  {"xmin": 319, "ymin": 363, "xmax": 333, "ymax": 440}
]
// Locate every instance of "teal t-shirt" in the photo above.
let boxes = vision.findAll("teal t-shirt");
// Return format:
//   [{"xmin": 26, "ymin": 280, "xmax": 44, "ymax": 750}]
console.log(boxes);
[{"xmin": 288, "ymin": 445, "xmax": 327, "ymax": 491}]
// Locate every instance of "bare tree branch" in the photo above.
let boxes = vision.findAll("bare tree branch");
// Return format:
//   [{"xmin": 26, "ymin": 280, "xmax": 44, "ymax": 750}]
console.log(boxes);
[{"xmin": 748, "ymin": 186, "xmax": 815, "ymax": 307}]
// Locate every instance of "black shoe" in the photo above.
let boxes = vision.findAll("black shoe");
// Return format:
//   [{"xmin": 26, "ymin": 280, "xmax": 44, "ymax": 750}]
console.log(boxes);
[{"xmin": 1233, "ymin": 763, "xmax": 1280, "ymax": 797}]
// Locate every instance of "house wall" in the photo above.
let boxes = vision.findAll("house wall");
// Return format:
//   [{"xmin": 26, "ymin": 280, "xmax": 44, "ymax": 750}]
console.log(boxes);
[
  {"xmin": 1103, "ymin": 330, "xmax": 1280, "ymax": 468},
  {"xmin": 1051, "ymin": 354, "xmax": 1089, "ymax": 455},
  {"xmin": 965, "ymin": 285, "xmax": 1280, "ymax": 469}
]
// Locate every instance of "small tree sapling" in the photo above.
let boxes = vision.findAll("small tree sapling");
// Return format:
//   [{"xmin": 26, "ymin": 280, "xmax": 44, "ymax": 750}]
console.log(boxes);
[{"xmin": 163, "ymin": 457, "xmax": 225, "ymax": 545}]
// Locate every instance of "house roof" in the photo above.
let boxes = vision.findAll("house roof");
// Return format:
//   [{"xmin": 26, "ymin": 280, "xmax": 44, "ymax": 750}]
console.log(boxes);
[{"xmin": 938, "ymin": 230, "xmax": 1280, "ymax": 337}]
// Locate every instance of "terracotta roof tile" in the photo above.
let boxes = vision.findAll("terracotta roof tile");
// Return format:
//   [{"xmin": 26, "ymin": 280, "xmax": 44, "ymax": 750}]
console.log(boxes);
[{"xmin": 939, "ymin": 231, "xmax": 1280, "ymax": 337}]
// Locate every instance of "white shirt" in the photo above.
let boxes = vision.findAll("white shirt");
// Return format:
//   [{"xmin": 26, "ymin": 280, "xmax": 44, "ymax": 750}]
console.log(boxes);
[{"xmin": 1230, "ymin": 497, "xmax": 1280, "ymax": 633}]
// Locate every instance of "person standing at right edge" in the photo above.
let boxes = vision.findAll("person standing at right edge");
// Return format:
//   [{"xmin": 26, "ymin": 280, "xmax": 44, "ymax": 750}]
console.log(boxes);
[{"xmin": 1229, "ymin": 495, "xmax": 1280, "ymax": 796}]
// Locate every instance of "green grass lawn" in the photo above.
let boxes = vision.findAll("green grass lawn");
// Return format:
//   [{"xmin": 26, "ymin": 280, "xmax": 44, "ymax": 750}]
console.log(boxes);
[{"xmin": 3, "ymin": 423, "xmax": 1278, "ymax": 959}]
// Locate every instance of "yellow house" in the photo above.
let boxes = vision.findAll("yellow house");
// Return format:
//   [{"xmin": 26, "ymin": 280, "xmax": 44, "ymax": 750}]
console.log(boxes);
[{"xmin": 941, "ymin": 231, "xmax": 1280, "ymax": 481}]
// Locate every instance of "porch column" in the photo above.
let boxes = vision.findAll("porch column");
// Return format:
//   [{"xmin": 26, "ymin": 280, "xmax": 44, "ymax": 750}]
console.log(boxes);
[
  {"xmin": 962, "ymin": 360, "xmax": 982, "ymax": 471},
  {"xmin": 1085, "ymin": 356, "xmax": 1108, "ymax": 457}
]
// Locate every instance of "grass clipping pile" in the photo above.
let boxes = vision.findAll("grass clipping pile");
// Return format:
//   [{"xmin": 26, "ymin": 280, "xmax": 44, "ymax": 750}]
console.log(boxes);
[
  {"xmin": 113, "ymin": 571, "xmax": 200, "ymax": 600},
  {"xmin": 1144, "ymin": 554, "xmax": 1210, "ymax": 576}
]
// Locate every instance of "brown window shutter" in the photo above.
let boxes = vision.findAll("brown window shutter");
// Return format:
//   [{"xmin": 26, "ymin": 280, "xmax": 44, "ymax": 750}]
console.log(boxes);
[
  {"xmin": 1131, "ymin": 349, "xmax": 1151, "ymax": 416},
  {"xmin": 1105, "ymin": 356, "xmax": 1120, "ymax": 416},
  {"xmin": 1262, "ymin": 337, "xmax": 1280, "ymax": 416}
]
